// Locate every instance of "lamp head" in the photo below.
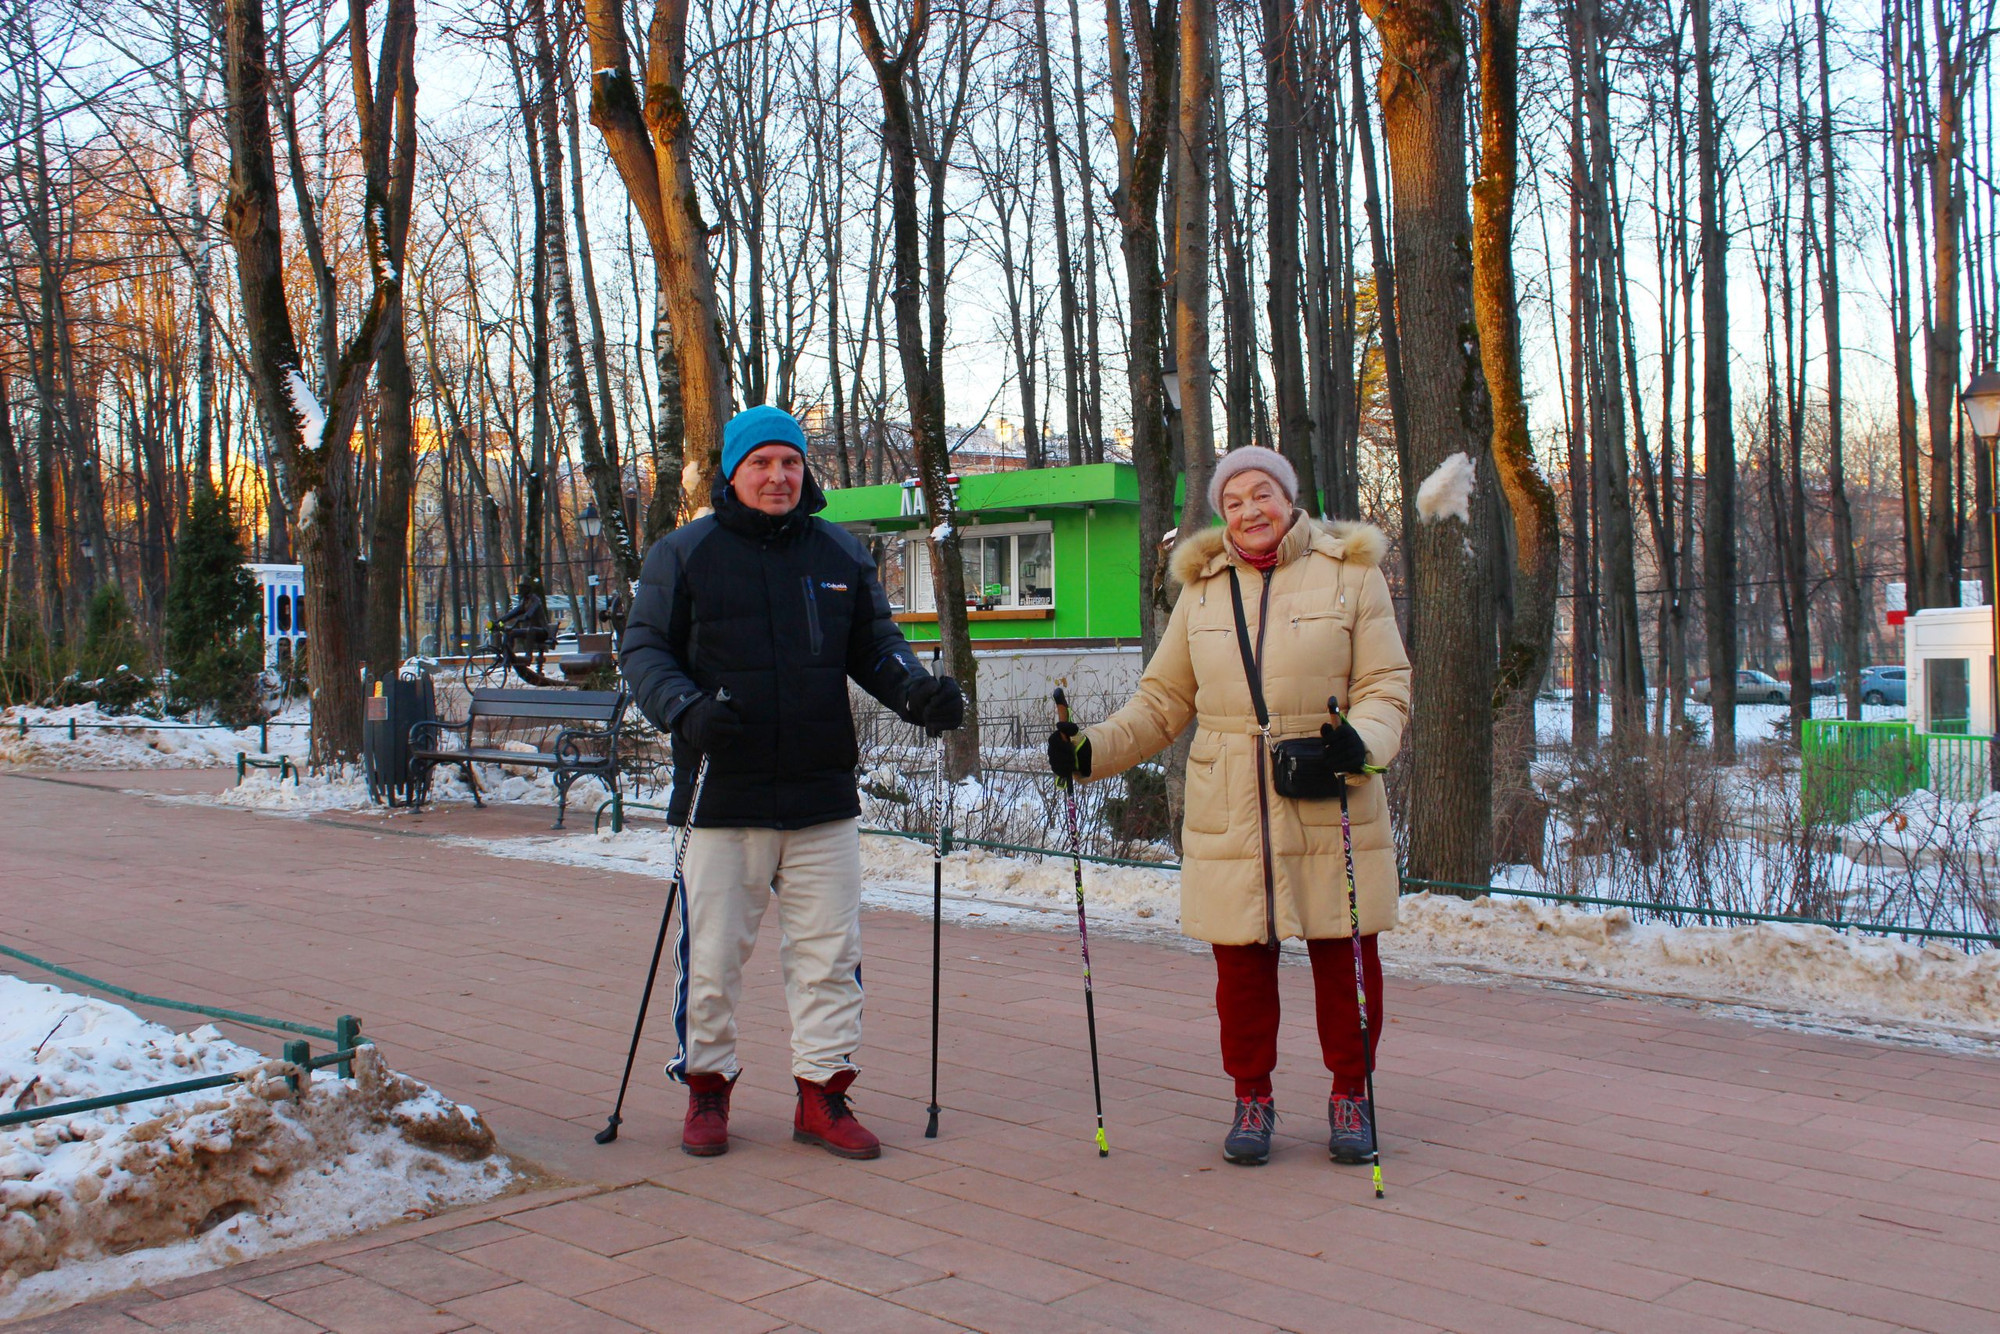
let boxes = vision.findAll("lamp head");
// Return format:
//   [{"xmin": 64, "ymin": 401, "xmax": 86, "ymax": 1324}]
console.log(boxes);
[
  {"xmin": 1963, "ymin": 370, "xmax": 2000, "ymax": 441},
  {"xmin": 578, "ymin": 502, "xmax": 601, "ymax": 539}
]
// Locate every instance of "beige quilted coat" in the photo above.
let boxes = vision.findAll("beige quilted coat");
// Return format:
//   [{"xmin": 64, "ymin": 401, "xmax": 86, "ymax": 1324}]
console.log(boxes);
[{"xmin": 1080, "ymin": 513, "xmax": 1411, "ymax": 945}]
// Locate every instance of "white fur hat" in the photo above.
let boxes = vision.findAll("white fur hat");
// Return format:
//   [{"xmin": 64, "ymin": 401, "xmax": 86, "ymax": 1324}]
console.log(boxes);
[{"xmin": 1207, "ymin": 446, "xmax": 1299, "ymax": 515}]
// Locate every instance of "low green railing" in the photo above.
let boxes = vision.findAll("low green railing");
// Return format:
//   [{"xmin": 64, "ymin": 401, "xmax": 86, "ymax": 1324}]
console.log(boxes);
[
  {"xmin": 0, "ymin": 941, "xmax": 369, "ymax": 1126},
  {"xmin": 7, "ymin": 715, "xmax": 307, "ymax": 752}
]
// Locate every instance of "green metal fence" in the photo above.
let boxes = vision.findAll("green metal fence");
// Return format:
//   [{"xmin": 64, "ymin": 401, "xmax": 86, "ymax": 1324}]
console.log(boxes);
[
  {"xmin": 0, "ymin": 941, "xmax": 369, "ymax": 1127},
  {"xmin": 1917, "ymin": 730, "xmax": 1997, "ymax": 804},
  {"xmin": 1801, "ymin": 719, "xmax": 1995, "ymax": 819}
]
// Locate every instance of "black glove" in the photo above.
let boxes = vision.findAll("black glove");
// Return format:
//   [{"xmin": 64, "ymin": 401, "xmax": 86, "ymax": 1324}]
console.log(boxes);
[
  {"xmin": 1047, "ymin": 722, "xmax": 1091, "ymax": 782},
  {"xmin": 676, "ymin": 693, "xmax": 744, "ymax": 753},
  {"xmin": 1320, "ymin": 717, "xmax": 1368, "ymax": 774},
  {"xmin": 904, "ymin": 675, "xmax": 966, "ymax": 732}
]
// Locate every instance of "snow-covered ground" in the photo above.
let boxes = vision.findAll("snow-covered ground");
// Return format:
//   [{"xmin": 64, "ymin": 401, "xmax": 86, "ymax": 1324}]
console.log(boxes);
[
  {"xmin": 0, "ymin": 976, "xmax": 510, "ymax": 1323},
  {"xmin": 457, "ymin": 823, "xmax": 2000, "ymax": 1044},
  {"xmin": 0, "ymin": 704, "xmax": 311, "ymax": 771}
]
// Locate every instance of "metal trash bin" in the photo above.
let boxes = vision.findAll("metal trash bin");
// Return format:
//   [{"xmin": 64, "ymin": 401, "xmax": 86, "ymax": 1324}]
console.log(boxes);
[{"xmin": 364, "ymin": 674, "xmax": 436, "ymax": 807}]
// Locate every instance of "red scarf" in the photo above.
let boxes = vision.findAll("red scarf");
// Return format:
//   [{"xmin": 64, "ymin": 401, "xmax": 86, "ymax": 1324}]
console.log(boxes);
[{"xmin": 1230, "ymin": 539, "xmax": 1281, "ymax": 572}]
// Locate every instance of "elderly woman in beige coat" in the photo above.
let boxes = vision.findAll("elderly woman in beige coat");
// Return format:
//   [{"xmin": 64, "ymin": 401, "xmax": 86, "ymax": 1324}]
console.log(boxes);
[{"xmin": 1047, "ymin": 446, "xmax": 1410, "ymax": 1167}]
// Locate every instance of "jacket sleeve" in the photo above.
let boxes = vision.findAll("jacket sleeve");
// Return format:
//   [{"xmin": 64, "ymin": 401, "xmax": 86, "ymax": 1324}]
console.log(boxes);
[
  {"xmin": 846, "ymin": 541, "xmax": 926, "ymax": 715},
  {"xmin": 1078, "ymin": 585, "xmax": 1198, "ymax": 782},
  {"xmin": 618, "ymin": 536, "xmax": 705, "ymax": 733},
  {"xmin": 1342, "ymin": 563, "xmax": 1411, "ymax": 767}
]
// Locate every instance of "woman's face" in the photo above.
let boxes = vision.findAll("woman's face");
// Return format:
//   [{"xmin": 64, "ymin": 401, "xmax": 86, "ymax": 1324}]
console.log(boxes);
[{"xmin": 1220, "ymin": 469, "xmax": 1293, "ymax": 556}]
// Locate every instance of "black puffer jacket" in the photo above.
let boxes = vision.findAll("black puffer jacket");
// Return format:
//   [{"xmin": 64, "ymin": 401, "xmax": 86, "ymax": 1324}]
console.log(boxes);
[{"xmin": 619, "ymin": 470, "xmax": 929, "ymax": 828}]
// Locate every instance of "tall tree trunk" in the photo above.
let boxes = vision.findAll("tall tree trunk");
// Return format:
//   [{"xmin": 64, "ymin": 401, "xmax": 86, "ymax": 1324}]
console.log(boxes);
[
  {"xmin": 1888, "ymin": 0, "xmax": 1928, "ymax": 609},
  {"xmin": 1695, "ymin": 0, "xmax": 1737, "ymax": 759},
  {"xmin": 362, "ymin": 0, "xmax": 419, "ymax": 680},
  {"xmin": 1814, "ymin": 0, "xmax": 1861, "ymax": 719},
  {"xmin": 1263, "ymin": 0, "xmax": 1316, "ymax": 508},
  {"xmin": 1580, "ymin": 0, "xmax": 1645, "ymax": 741},
  {"xmin": 219, "ymin": 0, "xmax": 406, "ymax": 764},
  {"xmin": 1175, "ymin": 0, "xmax": 1215, "ymax": 532},
  {"xmin": 1349, "ymin": 6, "xmax": 1414, "ymax": 579},
  {"xmin": 851, "ymin": 0, "xmax": 982, "ymax": 778},
  {"xmin": 0, "ymin": 376, "xmax": 34, "ymax": 614},
  {"xmin": 583, "ymin": 0, "xmax": 732, "ymax": 524},
  {"xmin": 1361, "ymin": 0, "xmax": 1495, "ymax": 884},
  {"xmin": 1475, "ymin": 0, "xmax": 1557, "ymax": 868},
  {"xmin": 1105, "ymin": 0, "xmax": 1181, "ymax": 644},
  {"xmin": 1923, "ymin": 0, "xmax": 1972, "ymax": 610},
  {"xmin": 534, "ymin": 0, "xmax": 638, "ymax": 584},
  {"xmin": 1214, "ymin": 63, "xmax": 1257, "ymax": 460},
  {"xmin": 1033, "ymin": 0, "xmax": 1087, "ymax": 465}
]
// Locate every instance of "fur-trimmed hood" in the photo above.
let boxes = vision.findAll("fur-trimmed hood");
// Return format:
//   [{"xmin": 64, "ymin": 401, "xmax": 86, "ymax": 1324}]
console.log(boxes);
[{"xmin": 1167, "ymin": 512, "xmax": 1389, "ymax": 589}]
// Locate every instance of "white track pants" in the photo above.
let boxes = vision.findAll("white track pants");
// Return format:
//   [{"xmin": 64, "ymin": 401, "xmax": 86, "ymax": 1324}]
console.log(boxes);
[{"xmin": 665, "ymin": 817, "xmax": 864, "ymax": 1083}]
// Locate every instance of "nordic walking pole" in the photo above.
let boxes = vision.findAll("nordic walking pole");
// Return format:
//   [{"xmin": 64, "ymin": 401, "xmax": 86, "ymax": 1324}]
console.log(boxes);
[
  {"xmin": 1053, "ymin": 686, "xmax": 1109, "ymax": 1157},
  {"xmin": 1331, "ymin": 696, "xmax": 1384, "ymax": 1197},
  {"xmin": 596, "ymin": 700, "xmax": 720, "ymax": 1145},
  {"xmin": 925, "ymin": 725, "xmax": 946, "ymax": 1138}
]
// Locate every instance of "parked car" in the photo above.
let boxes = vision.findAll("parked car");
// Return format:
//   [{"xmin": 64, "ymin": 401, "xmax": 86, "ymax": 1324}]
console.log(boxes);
[
  {"xmin": 1691, "ymin": 669, "xmax": 1790, "ymax": 706},
  {"xmin": 1859, "ymin": 665, "xmax": 1907, "ymax": 707},
  {"xmin": 1810, "ymin": 671, "xmax": 1845, "ymax": 697}
]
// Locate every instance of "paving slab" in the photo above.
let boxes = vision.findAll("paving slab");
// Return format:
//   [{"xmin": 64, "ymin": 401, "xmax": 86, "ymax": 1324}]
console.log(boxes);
[{"xmin": 5, "ymin": 768, "xmax": 2000, "ymax": 1333}]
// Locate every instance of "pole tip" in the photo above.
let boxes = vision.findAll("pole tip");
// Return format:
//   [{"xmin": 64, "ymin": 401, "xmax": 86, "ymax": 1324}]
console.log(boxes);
[
  {"xmin": 594, "ymin": 1116, "xmax": 620, "ymax": 1145},
  {"xmin": 925, "ymin": 1107, "xmax": 940, "ymax": 1139}
]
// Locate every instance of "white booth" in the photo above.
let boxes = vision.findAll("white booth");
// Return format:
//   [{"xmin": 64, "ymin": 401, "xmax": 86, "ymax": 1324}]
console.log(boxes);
[
  {"xmin": 1904, "ymin": 605, "xmax": 1996, "ymax": 735},
  {"xmin": 246, "ymin": 563, "xmax": 307, "ymax": 673}
]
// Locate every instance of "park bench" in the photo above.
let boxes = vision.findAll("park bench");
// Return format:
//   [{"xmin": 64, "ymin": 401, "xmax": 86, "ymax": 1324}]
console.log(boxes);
[{"xmin": 408, "ymin": 687, "xmax": 629, "ymax": 829}]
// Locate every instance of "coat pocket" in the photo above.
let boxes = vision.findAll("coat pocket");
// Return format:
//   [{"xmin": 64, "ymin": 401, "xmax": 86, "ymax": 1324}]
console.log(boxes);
[{"xmin": 1183, "ymin": 734, "xmax": 1229, "ymax": 835}]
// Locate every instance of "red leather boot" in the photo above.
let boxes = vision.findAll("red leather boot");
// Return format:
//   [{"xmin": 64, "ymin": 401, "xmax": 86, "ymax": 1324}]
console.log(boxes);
[
  {"xmin": 681, "ymin": 1072, "xmax": 734, "ymax": 1157},
  {"xmin": 792, "ymin": 1070, "xmax": 881, "ymax": 1159}
]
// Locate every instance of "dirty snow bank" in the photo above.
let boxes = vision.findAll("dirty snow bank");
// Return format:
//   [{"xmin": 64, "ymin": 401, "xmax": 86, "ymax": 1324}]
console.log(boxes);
[
  {"xmin": 0, "ymin": 976, "xmax": 509, "ymax": 1323},
  {"xmin": 458, "ymin": 826, "xmax": 2000, "ymax": 1037},
  {"xmin": 0, "ymin": 705, "xmax": 309, "ymax": 772}
]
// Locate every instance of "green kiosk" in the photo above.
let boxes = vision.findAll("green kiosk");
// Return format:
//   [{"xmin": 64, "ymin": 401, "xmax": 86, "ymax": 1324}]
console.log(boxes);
[{"xmin": 819, "ymin": 462, "xmax": 1147, "ymax": 646}]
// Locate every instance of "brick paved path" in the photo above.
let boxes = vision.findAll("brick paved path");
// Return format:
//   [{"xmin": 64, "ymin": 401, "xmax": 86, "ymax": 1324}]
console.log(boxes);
[{"xmin": 5, "ymin": 768, "xmax": 2000, "ymax": 1333}]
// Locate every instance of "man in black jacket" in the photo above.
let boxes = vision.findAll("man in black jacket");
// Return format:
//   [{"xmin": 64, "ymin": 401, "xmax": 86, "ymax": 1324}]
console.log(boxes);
[{"xmin": 620, "ymin": 405, "xmax": 963, "ymax": 1159}]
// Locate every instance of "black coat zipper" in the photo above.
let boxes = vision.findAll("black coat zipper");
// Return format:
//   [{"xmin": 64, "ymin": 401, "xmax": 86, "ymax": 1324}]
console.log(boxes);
[
  {"xmin": 1253, "ymin": 573, "xmax": 1277, "ymax": 945},
  {"xmin": 801, "ymin": 576, "xmax": 824, "ymax": 656}
]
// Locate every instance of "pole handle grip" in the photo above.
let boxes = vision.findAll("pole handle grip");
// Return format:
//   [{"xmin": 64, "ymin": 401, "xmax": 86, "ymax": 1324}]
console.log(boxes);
[{"xmin": 1053, "ymin": 686, "xmax": 1071, "ymax": 726}]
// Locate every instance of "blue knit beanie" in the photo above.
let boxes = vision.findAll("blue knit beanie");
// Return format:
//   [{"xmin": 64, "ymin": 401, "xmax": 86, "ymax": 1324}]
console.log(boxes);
[{"xmin": 721, "ymin": 405, "xmax": 808, "ymax": 480}]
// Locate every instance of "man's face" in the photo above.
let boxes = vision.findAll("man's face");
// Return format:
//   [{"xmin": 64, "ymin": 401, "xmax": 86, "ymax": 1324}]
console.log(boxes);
[{"xmin": 731, "ymin": 444, "xmax": 805, "ymax": 515}]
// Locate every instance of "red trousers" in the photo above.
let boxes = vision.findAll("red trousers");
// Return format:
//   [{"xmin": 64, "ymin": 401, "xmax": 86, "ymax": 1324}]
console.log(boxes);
[{"xmin": 1212, "ymin": 936, "xmax": 1383, "ymax": 1100}]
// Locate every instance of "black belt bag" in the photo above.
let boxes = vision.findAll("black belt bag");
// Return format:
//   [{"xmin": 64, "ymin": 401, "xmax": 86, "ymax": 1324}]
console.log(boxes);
[{"xmin": 1228, "ymin": 568, "xmax": 1345, "ymax": 801}]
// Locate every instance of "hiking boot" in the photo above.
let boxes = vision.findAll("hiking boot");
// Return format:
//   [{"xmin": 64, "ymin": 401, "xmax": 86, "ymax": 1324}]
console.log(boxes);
[
  {"xmin": 1222, "ymin": 1095, "xmax": 1276, "ymax": 1165},
  {"xmin": 681, "ymin": 1072, "xmax": 734, "ymax": 1157},
  {"xmin": 793, "ymin": 1070, "xmax": 881, "ymax": 1160},
  {"xmin": 1328, "ymin": 1093, "xmax": 1374, "ymax": 1165}
]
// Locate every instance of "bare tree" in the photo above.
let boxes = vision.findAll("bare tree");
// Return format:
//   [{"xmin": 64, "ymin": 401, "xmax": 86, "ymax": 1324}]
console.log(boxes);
[{"xmin": 1360, "ymin": 0, "xmax": 1495, "ymax": 881}]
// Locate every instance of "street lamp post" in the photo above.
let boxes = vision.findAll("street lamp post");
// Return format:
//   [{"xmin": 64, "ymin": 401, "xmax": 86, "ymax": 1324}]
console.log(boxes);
[
  {"xmin": 1961, "ymin": 370, "xmax": 2000, "ymax": 790},
  {"xmin": 578, "ymin": 503, "xmax": 602, "ymax": 635}
]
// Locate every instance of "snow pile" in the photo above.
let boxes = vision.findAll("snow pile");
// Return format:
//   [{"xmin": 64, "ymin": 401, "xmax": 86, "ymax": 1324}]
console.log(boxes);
[
  {"xmin": 0, "ymin": 705, "xmax": 309, "ymax": 772},
  {"xmin": 1389, "ymin": 892, "xmax": 2000, "ymax": 1033},
  {"xmin": 208, "ymin": 762, "xmax": 607, "ymax": 817},
  {"xmin": 0, "ymin": 976, "xmax": 509, "ymax": 1323},
  {"xmin": 212, "ymin": 767, "xmax": 376, "ymax": 814},
  {"xmin": 1414, "ymin": 452, "xmax": 1476, "ymax": 525}
]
